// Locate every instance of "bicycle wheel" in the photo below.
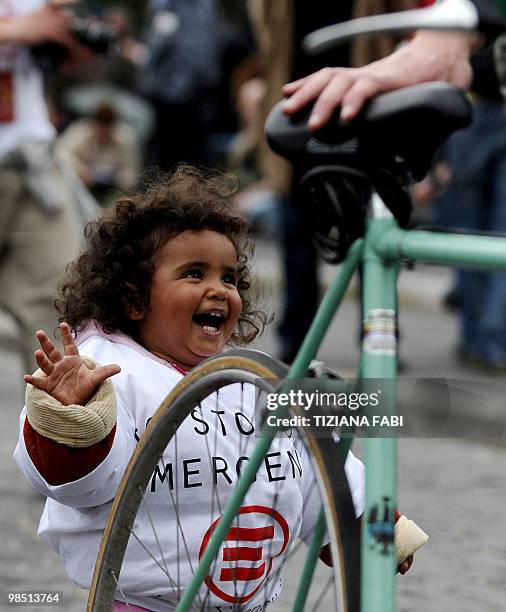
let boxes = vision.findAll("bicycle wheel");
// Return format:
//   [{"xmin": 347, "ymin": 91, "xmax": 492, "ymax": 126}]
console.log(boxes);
[{"xmin": 87, "ymin": 352, "xmax": 360, "ymax": 611}]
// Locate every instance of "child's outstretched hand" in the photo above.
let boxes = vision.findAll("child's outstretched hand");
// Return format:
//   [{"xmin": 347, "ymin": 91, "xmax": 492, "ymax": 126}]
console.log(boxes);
[
  {"xmin": 398, "ymin": 554, "xmax": 414, "ymax": 575},
  {"xmin": 23, "ymin": 322, "xmax": 121, "ymax": 406}
]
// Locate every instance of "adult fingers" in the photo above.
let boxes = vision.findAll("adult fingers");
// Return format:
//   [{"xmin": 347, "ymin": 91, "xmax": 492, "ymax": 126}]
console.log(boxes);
[
  {"xmin": 35, "ymin": 330, "xmax": 63, "ymax": 363},
  {"xmin": 59, "ymin": 322, "xmax": 79, "ymax": 357},
  {"xmin": 307, "ymin": 70, "xmax": 356, "ymax": 130},
  {"xmin": 282, "ymin": 68, "xmax": 338, "ymax": 117},
  {"xmin": 339, "ymin": 75, "xmax": 383, "ymax": 122},
  {"xmin": 43, "ymin": 6, "xmax": 73, "ymax": 45},
  {"xmin": 51, "ymin": 31, "xmax": 77, "ymax": 48},
  {"xmin": 44, "ymin": 19, "xmax": 75, "ymax": 49},
  {"xmin": 281, "ymin": 75, "xmax": 309, "ymax": 96},
  {"xmin": 92, "ymin": 364, "xmax": 122, "ymax": 387}
]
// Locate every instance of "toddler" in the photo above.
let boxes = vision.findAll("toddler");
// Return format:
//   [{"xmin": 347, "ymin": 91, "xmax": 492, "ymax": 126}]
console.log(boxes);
[
  {"xmin": 14, "ymin": 166, "xmax": 423, "ymax": 610},
  {"xmin": 14, "ymin": 166, "xmax": 367, "ymax": 610}
]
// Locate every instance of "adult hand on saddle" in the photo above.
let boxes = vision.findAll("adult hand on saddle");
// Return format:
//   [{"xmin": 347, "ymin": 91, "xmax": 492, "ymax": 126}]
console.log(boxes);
[
  {"xmin": 23, "ymin": 322, "xmax": 120, "ymax": 407},
  {"xmin": 282, "ymin": 31, "xmax": 476, "ymax": 130}
]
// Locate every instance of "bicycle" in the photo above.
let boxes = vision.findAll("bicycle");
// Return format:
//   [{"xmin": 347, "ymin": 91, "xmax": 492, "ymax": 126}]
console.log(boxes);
[{"xmin": 87, "ymin": 3, "xmax": 506, "ymax": 611}]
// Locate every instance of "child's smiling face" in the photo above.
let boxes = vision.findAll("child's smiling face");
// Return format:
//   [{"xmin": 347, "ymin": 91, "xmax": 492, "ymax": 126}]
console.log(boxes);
[{"xmin": 134, "ymin": 229, "xmax": 243, "ymax": 370}]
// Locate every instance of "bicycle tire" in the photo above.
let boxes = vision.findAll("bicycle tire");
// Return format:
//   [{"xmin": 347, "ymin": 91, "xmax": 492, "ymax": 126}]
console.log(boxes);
[{"xmin": 87, "ymin": 352, "xmax": 360, "ymax": 611}]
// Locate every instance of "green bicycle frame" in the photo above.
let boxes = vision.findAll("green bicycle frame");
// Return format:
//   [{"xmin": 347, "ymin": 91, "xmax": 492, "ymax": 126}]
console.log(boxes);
[{"xmin": 176, "ymin": 191, "xmax": 506, "ymax": 612}]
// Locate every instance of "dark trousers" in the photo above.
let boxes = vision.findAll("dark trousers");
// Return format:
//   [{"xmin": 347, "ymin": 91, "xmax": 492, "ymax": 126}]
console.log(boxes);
[{"xmin": 277, "ymin": 196, "xmax": 320, "ymax": 362}]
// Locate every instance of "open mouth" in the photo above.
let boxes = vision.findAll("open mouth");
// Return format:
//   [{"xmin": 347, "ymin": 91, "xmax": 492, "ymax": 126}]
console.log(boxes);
[{"xmin": 192, "ymin": 311, "xmax": 227, "ymax": 333}]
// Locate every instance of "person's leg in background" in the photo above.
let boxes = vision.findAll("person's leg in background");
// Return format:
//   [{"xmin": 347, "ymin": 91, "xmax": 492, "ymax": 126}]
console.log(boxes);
[
  {"xmin": 277, "ymin": 195, "xmax": 320, "ymax": 364},
  {"xmin": 453, "ymin": 185, "xmax": 487, "ymax": 362},
  {"xmin": 0, "ymin": 166, "xmax": 82, "ymax": 375},
  {"xmin": 444, "ymin": 100, "xmax": 506, "ymax": 368},
  {"xmin": 475, "ymin": 149, "xmax": 506, "ymax": 368},
  {"xmin": 444, "ymin": 107, "xmax": 489, "ymax": 362}
]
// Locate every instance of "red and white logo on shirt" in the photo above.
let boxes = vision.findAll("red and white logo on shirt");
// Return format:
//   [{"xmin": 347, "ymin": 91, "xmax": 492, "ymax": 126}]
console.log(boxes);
[{"xmin": 199, "ymin": 505, "xmax": 290, "ymax": 604}]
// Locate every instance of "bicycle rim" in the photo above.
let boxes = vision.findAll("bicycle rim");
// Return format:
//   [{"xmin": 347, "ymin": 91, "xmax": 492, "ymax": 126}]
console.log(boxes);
[{"xmin": 87, "ymin": 353, "xmax": 360, "ymax": 611}]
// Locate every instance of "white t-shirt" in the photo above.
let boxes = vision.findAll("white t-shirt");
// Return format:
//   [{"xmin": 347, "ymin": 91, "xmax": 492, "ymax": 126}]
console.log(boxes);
[
  {"xmin": 14, "ymin": 326, "xmax": 364, "ymax": 611},
  {"xmin": 0, "ymin": 0, "xmax": 55, "ymax": 157}
]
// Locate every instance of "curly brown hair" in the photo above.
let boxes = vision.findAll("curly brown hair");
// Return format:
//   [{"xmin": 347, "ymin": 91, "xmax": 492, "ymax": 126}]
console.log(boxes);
[{"xmin": 56, "ymin": 165, "xmax": 269, "ymax": 345}]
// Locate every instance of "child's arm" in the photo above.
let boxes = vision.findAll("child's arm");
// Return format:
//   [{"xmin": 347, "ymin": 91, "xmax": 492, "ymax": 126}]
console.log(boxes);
[
  {"xmin": 23, "ymin": 419, "xmax": 116, "ymax": 485},
  {"xmin": 19, "ymin": 322, "xmax": 123, "ymax": 488},
  {"xmin": 318, "ymin": 511, "xmax": 426, "ymax": 574}
]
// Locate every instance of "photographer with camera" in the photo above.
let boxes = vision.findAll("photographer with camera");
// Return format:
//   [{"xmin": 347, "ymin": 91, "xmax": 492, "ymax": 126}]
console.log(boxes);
[{"xmin": 0, "ymin": 0, "xmax": 84, "ymax": 378}]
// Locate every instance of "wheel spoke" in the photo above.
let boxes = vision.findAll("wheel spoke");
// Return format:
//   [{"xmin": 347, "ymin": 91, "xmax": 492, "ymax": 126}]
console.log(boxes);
[
  {"xmin": 138, "ymin": 483, "xmax": 180, "ymax": 598},
  {"xmin": 158, "ymin": 446, "xmax": 205, "ymax": 609},
  {"xmin": 127, "ymin": 527, "xmax": 176, "ymax": 586},
  {"xmin": 311, "ymin": 574, "xmax": 335, "ymax": 611},
  {"xmin": 110, "ymin": 570, "xmax": 132, "ymax": 609}
]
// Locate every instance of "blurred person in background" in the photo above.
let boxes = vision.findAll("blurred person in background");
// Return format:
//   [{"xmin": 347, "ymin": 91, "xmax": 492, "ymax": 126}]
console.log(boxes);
[
  {"xmin": 100, "ymin": 5, "xmax": 146, "ymax": 89},
  {"xmin": 138, "ymin": 0, "xmax": 225, "ymax": 170},
  {"xmin": 64, "ymin": 5, "xmax": 145, "ymax": 90},
  {"xmin": 226, "ymin": 76, "xmax": 282, "ymax": 238},
  {"xmin": 280, "ymin": 3, "xmax": 506, "ymax": 370},
  {"xmin": 0, "ymin": 0, "xmax": 84, "ymax": 375},
  {"xmin": 433, "ymin": 97, "xmax": 506, "ymax": 371},
  {"xmin": 56, "ymin": 100, "xmax": 141, "ymax": 205},
  {"xmin": 249, "ymin": 0, "xmax": 419, "ymax": 364}
]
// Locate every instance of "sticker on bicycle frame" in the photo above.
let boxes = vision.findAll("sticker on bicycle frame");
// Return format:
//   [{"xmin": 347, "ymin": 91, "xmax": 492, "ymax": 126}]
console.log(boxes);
[
  {"xmin": 362, "ymin": 309, "xmax": 398, "ymax": 356},
  {"xmin": 367, "ymin": 495, "xmax": 395, "ymax": 554},
  {"xmin": 199, "ymin": 505, "xmax": 290, "ymax": 605}
]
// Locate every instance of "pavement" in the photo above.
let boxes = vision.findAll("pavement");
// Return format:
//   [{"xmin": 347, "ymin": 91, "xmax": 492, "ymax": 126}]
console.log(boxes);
[{"xmin": 1, "ymin": 236, "xmax": 505, "ymax": 611}]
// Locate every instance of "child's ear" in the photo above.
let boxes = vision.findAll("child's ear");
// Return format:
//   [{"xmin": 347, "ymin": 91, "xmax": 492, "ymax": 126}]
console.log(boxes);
[
  {"xmin": 127, "ymin": 308, "xmax": 144, "ymax": 321},
  {"xmin": 123, "ymin": 300, "xmax": 144, "ymax": 321},
  {"xmin": 124, "ymin": 284, "xmax": 144, "ymax": 321}
]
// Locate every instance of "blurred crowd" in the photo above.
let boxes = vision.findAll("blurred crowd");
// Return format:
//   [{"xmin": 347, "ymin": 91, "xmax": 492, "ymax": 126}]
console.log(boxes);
[{"xmin": 1, "ymin": 0, "xmax": 505, "ymax": 374}]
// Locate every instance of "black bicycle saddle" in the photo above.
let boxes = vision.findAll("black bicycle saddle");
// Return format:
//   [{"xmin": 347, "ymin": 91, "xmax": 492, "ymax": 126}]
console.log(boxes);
[{"xmin": 265, "ymin": 81, "xmax": 471, "ymax": 181}]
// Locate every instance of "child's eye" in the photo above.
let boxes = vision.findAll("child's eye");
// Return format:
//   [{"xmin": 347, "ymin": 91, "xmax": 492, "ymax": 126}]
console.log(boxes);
[
  {"xmin": 223, "ymin": 272, "xmax": 238, "ymax": 286},
  {"xmin": 183, "ymin": 269, "xmax": 203, "ymax": 279}
]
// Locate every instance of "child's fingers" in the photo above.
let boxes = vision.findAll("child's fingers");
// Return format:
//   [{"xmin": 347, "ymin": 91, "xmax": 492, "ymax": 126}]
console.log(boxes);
[
  {"xmin": 398, "ymin": 555, "xmax": 413, "ymax": 575},
  {"xmin": 398, "ymin": 560, "xmax": 408, "ymax": 574},
  {"xmin": 23, "ymin": 373, "xmax": 48, "ymax": 391},
  {"xmin": 35, "ymin": 329, "xmax": 63, "ymax": 363},
  {"xmin": 59, "ymin": 322, "xmax": 79, "ymax": 357},
  {"xmin": 92, "ymin": 364, "xmax": 121, "ymax": 387},
  {"xmin": 35, "ymin": 349, "xmax": 55, "ymax": 376}
]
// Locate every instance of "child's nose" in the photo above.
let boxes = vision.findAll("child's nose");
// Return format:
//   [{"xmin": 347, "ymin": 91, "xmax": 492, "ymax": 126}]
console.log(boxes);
[{"xmin": 206, "ymin": 280, "xmax": 227, "ymax": 300}]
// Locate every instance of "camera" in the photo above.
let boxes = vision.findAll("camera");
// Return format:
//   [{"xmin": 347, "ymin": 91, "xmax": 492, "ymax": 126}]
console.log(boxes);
[
  {"xmin": 32, "ymin": 15, "xmax": 118, "ymax": 71},
  {"xmin": 70, "ymin": 16, "xmax": 117, "ymax": 54}
]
